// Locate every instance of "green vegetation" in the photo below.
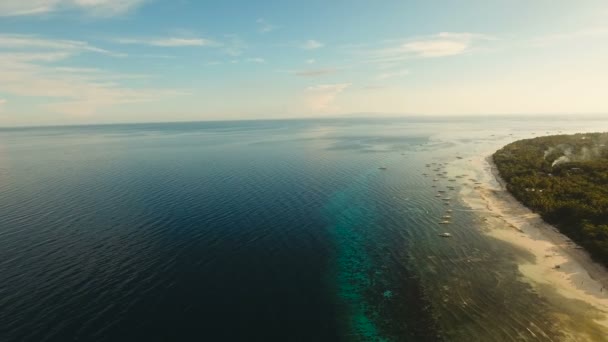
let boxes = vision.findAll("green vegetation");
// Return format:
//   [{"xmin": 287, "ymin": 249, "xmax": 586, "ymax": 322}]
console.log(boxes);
[{"xmin": 493, "ymin": 133, "xmax": 608, "ymax": 266}]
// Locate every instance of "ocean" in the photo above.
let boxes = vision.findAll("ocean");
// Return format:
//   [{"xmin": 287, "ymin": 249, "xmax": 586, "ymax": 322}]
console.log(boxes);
[{"xmin": 1, "ymin": 117, "xmax": 607, "ymax": 341}]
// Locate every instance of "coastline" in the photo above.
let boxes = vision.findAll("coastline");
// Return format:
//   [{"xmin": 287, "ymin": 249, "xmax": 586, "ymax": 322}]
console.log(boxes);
[{"xmin": 461, "ymin": 153, "xmax": 608, "ymax": 337}]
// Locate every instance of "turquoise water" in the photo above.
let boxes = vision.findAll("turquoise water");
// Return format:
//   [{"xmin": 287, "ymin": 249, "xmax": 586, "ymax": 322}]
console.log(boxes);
[{"xmin": 1, "ymin": 117, "xmax": 607, "ymax": 341}]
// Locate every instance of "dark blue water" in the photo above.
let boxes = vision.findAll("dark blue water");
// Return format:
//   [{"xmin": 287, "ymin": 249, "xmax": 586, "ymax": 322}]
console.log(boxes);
[{"xmin": 1, "ymin": 118, "xmax": 607, "ymax": 341}]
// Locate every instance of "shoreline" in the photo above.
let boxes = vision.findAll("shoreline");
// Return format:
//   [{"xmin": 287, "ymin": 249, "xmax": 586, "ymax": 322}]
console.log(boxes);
[{"xmin": 461, "ymin": 153, "xmax": 608, "ymax": 335}]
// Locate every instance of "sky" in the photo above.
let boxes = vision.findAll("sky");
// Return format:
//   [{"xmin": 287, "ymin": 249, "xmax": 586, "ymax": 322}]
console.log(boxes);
[{"xmin": 1, "ymin": 0, "xmax": 608, "ymax": 126}]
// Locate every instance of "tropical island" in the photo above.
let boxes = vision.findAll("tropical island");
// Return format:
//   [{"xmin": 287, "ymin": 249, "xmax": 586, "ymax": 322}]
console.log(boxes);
[{"xmin": 493, "ymin": 133, "xmax": 608, "ymax": 266}]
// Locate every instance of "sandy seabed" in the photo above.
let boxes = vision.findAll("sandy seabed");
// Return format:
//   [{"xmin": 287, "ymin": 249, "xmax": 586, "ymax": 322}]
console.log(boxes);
[{"xmin": 460, "ymin": 154, "xmax": 608, "ymax": 340}]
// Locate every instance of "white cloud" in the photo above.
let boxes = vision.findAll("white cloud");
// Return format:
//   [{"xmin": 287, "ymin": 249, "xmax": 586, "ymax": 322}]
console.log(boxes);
[
  {"xmin": 0, "ymin": 53, "xmax": 180, "ymax": 116},
  {"xmin": 246, "ymin": 57, "xmax": 265, "ymax": 63},
  {"xmin": 115, "ymin": 37, "xmax": 216, "ymax": 47},
  {"xmin": 305, "ymin": 83, "xmax": 350, "ymax": 112},
  {"xmin": 0, "ymin": 34, "xmax": 183, "ymax": 117},
  {"xmin": 294, "ymin": 68, "xmax": 337, "ymax": 77},
  {"xmin": 0, "ymin": 0, "xmax": 57, "ymax": 16},
  {"xmin": 402, "ymin": 39, "xmax": 467, "ymax": 57},
  {"xmin": 72, "ymin": 0, "xmax": 146, "ymax": 15},
  {"xmin": 0, "ymin": 34, "xmax": 123, "ymax": 56},
  {"xmin": 0, "ymin": 52, "xmax": 73, "ymax": 62},
  {"xmin": 0, "ymin": 0, "xmax": 147, "ymax": 17},
  {"xmin": 368, "ymin": 32, "xmax": 492, "ymax": 64},
  {"xmin": 256, "ymin": 18, "xmax": 277, "ymax": 33},
  {"xmin": 531, "ymin": 27, "xmax": 608, "ymax": 46},
  {"xmin": 148, "ymin": 38, "xmax": 214, "ymax": 47},
  {"xmin": 376, "ymin": 69, "xmax": 409, "ymax": 80},
  {"xmin": 114, "ymin": 34, "xmax": 245, "ymax": 55},
  {"xmin": 301, "ymin": 39, "xmax": 323, "ymax": 50}
]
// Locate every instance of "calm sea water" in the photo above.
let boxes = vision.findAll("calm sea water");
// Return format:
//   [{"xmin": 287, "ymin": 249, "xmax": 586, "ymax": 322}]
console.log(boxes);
[{"xmin": 1, "ymin": 117, "xmax": 607, "ymax": 341}]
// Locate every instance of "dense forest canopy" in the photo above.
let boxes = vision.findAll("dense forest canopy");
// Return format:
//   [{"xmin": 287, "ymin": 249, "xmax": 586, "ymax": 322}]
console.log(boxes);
[{"xmin": 493, "ymin": 133, "xmax": 608, "ymax": 266}]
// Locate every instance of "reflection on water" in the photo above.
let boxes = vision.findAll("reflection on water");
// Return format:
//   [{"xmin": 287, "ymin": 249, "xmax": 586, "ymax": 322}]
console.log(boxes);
[{"xmin": 1, "ymin": 116, "xmax": 608, "ymax": 341}]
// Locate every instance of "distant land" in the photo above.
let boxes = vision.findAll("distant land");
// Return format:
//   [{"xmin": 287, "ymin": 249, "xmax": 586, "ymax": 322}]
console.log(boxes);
[{"xmin": 493, "ymin": 133, "xmax": 608, "ymax": 266}]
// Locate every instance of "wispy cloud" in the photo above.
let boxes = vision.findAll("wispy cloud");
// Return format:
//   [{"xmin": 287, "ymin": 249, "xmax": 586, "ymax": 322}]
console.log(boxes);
[
  {"xmin": 113, "ymin": 33, "xmax": 246, "ymax": 56},
  {"xmin": 256, "ymin": 18, "xmax": 278, "ymax": 33},
  {"xmin": 361, "ymin": 85, "xmax": 387, "ymax": 90},
  {"xmin": 0, "ymin": 54, "xmax": 181, "ymax": 116},
  {"xmin": 305, "ymin": 83, "xmax": 350, "ymax": 112},
  {"xmin": 301, "ymin": 39, "xmax": 324, "ymax": 50},
  {"xmin": 367, "ymin": 32, "xmax": 493, "ymax": 64},
  {"xmin": 0, "ymin": 34, "xmax": 184, "ymax": 117},
  {"xmin": 114, "ymin": 37, "xmax": 216, "ymax": 47},
  {"xmin": 0, "ymin": 0, "xmax": 147, "ymax": 17},
  {"xmin": 0, "ymin": 51, "xmax": 73, "ymax": 62},
  {"xmin": 222, "ymin": 34, "xmax": 246, "ymax": 56},
  {"xmin": 0, "ymin": 34, "xmax": 124, "ymax": 56},
  {"xmin": 531, "ymin": 27, "xmax": 608, "ymax": 46},
  {"xmin": 402, "ymin": 39, "xmax": 467, "ymax": 57},
  {"xmin": 294, "ymin": 68, "xmax": 337, "ymax": 77},
  {"xmin": 246, "ymin": 57, "xmax": 265, "ymax": 63},
  {"xmin": 0, "ymin": 1, "xmax": 53, "ymax": 16},
  {"xmin": 376, "ymin": 69, "xmax": 409, "ymax": 80}
]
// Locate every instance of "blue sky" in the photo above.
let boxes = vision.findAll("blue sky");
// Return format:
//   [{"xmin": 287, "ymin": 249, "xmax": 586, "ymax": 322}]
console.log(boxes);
[{"xmin": 1, "ymin": 0, "xmax": 608, "ymax": 126}]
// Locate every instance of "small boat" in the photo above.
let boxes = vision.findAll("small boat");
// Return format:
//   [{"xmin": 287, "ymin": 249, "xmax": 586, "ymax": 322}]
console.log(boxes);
[
  {"xmin": 438, "ymin": 232, "xmax": 452, "ymax": 237},
  {"xmin": 446, "ymin": 209, "xmax": 453, "ymax": 213},
  {"xmin": 439, "ymin": 220, "xmax": 451, "ymax": 224},
  {"xmin": 379, "ymin": 167, "xmax": 387, "ymax": 170}
]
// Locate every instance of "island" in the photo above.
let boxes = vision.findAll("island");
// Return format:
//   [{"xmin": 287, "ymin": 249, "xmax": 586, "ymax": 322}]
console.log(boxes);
[{"xmin": 493, "ymin": 132, "xmax": 608, "ymax": 266}]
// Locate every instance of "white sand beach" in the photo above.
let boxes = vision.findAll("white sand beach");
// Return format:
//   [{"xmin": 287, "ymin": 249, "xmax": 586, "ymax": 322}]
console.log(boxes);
[{"xmin": 461, "ymin": 154, "xmax": 608, "ymax": 339}]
